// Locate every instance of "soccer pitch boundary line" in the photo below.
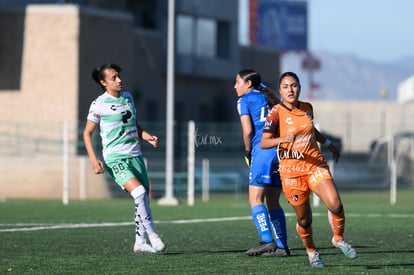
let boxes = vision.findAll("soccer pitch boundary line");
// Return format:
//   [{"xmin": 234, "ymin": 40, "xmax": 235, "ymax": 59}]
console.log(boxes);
[{"xmin": 1, "ymin": 212, "xmax": 413, "ymax": 233}]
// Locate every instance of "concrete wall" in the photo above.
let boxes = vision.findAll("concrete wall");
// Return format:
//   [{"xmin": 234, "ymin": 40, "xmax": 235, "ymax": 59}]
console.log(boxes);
[
  {"xmin": 0, "ymin": 5, "xmax": 111, "ymax": 200},
  {"xmin": 0, "ymin": 155, "xmax": 110, "ymax": 200},
  {"xmin": 0, "ymin": 5, "xmax": 79, "ymax": 126},
  {"xmin": 312, "ymin": 100, "xmax": 414, "ymax": 152}
]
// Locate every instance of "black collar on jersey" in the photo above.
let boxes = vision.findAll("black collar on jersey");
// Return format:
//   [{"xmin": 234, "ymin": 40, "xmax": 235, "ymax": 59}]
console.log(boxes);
[{"xmin": 280, "ymin": 101, "xmax": 300, "ymax": 111}]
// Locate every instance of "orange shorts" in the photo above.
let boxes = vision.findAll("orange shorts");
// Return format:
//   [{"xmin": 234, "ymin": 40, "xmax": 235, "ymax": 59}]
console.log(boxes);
[{"xmin": 281, "ymin": 166, "xmax": 333, "ymax": 206}]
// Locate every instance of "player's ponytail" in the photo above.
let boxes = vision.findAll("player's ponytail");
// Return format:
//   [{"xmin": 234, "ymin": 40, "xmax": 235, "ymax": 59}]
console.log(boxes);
[
  {"xmin": 238, "ymin": 69, "xmax": 280, "ymax": 108},
  {"xmin": 91, "ymin": 67, "xmax": 103, "ymax": 87},
  {"xmin": 257, "ymin": 82, "xmax": 280, "ymax": 108}
]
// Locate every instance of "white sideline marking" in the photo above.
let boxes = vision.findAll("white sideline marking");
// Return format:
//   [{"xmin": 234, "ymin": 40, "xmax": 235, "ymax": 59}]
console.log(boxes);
[{"xmin": 0, "ymin": 213, "xmax": 413, "ymax": 233}]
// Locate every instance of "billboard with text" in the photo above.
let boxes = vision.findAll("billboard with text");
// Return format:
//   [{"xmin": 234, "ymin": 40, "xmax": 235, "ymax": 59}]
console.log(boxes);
[{"xmin": 250, "ymin": 0, "xmax": 308, "ymax": 51}]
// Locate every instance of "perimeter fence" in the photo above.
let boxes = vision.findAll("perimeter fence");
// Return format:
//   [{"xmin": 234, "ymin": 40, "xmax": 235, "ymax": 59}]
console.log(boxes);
[{"xmin": 0, "ymin": 121, "xmax": 413, "ymax": 203}]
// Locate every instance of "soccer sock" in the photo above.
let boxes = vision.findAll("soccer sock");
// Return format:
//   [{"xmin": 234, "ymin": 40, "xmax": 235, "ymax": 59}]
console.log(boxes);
[
  {"xmin": 252, "ymin": 204, "xmax": 273, "ymax": 243},
  {"xmin": 142, "ymin": 193, "xmax": 157, "ymax": 237},
  {"xmin": 131, "ymin": 185, "xmax": 157, "ymax": 243},
  {"xmin": 269, "ymin": 208, "xmax": 288, "ymax": 249},
  {"xmin": 296, "ymin": 222, "xmax": 316, "ymax": 252},
  {"xmin": 328, "ymin": 209, "xmax": 345, "ymax": 242}
]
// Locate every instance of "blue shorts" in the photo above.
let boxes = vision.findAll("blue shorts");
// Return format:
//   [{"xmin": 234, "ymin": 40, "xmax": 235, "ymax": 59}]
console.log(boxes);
[{"xmin": 249, "ymin": 147, "xmax": 282, "ymax": 188}]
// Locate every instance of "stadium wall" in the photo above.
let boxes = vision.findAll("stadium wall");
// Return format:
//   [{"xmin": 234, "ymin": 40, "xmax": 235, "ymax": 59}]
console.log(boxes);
[
  {"xmin": 311, "ymin": 100, "xmax": 414, "ymax": 152},
  {"xmin": 0, "ymin": 5, "xmax": 118, "ymax": 200}
]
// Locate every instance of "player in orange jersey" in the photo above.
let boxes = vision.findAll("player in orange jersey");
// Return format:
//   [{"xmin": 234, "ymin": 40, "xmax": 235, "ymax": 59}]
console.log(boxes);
[{"xmin": 261, "ymin": 71, "xmax": 357, "ymax": 268}]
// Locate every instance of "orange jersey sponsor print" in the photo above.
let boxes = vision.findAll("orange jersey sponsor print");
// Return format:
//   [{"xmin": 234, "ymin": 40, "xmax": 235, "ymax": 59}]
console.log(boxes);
[{"xmin": 263, "ymin": 102, "xmax": 327, "ymax": 178}]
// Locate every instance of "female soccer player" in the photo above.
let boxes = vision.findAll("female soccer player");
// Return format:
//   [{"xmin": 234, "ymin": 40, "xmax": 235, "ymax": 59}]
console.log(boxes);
[
  {"xmin": 261, "ymin": 71, "xmax": 357, "ymax": 267},
  {"xmin": 234, "ymin": 69, "xmax": 289, "ymax": 256},
  {"xmin": 83, "ymin": 64, "xmax": 165, "ymax": 253}
]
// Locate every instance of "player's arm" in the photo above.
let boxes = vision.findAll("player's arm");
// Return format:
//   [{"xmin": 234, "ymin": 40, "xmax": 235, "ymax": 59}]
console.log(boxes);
[
  {"xmin": 137, "ymin": 123, "xmax": 159, "ymax": 148},
  {"xmin": 314, "ymin": 127, "xmax": 328, "ymax": 144},
  {"xmin": 240, "ymin": 115, "xmax": 253, "ymax": 152},
  {"xmin": 83, "ymin": 120, "xmax": 105, "ymax": 174},
  {"xmin": 260, "ymin": 108, "xmax": 293, "ymax": 149},
  {"xmin": 240, "ymin": 115, "xmax": 253, "ymax": 166},
  {"xmin": 315, "ymin": 128, "xmax": 340, "ymax": 163},
  {"xmin": 261, "ymin": 132, "xmax": 294, "ymax": 149}
]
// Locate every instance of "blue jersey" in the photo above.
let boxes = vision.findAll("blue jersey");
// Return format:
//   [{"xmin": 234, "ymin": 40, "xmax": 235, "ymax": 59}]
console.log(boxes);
[
  {"xmin": 237, "ymin": 89, "xmax": 268, "ymax": 152},
  {"xmin": 237, "ymin": 89, "xmax": 281, "ymax": 187}
]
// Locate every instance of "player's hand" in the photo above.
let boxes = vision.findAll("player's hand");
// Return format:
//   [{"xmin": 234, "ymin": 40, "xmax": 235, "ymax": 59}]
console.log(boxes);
[
  {"xmin": 244, "ymin": 151, "xmax": 251, "ymax": 167},
  {"xmin": 328, "ymin": 144, "xmax": 341, "ymax": 163},
  {"xmin": 147, "ymin": 135, "xmax": 159, "ymax": 148},
  {"xmin": 92, "ymin": 160, "xmax": 105, "ymax": 174},
  {"xmin": 281, "ymin": 132, "xmax": 294, "ymax": 144}
]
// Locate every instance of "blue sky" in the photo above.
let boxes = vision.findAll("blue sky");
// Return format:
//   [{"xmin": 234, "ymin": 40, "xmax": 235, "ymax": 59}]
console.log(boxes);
[
  {"xmin": 239, "ymin": 0, "xmax": 414, "ymax": 63},
  {"xmin": 309, "ymin": 0, "xmax": 414, "ymax": 63}
]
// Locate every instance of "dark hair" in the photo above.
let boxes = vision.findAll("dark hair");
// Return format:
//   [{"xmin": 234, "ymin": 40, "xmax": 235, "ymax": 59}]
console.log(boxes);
[
  {"xmin": 238, "ymin": 69, "xmax": 279, "ymax": 107},
  {"xmin": 91, "ymin": 64, "xmax": 122, "ymax": 88},
  {"xmin": 278, "ymin": 71, "xmax": 301, "ymax": 87}
]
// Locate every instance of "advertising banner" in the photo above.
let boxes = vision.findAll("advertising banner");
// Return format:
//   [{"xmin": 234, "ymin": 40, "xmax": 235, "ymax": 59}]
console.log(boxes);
[{"xmin": 250, "ymin": 0, "xmax": 308, "ymax": 51}]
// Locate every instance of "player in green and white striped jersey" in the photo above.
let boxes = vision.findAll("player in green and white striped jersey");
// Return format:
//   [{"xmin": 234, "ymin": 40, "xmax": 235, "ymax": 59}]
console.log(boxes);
[{"xmin": 83, "ymin": 64, "xmax": 165, "ymax": 253}]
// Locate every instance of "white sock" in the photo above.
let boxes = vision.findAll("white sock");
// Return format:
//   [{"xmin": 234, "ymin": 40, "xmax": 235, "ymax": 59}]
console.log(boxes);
[{"xmin": 131, "ymin": 185, "xmax": 158, "ymax": 243}]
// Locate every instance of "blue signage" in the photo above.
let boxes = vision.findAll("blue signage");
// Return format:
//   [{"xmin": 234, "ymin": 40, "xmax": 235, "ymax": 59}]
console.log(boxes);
[{"xmin": 255, "ymin": 0, "xmax": 308, "ymax": 51}]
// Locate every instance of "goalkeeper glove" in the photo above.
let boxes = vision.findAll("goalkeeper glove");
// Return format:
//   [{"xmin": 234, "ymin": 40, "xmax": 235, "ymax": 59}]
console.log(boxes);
[{"xmin": 244, "ymin": 151, "xmax": 251, "ymax": 167}]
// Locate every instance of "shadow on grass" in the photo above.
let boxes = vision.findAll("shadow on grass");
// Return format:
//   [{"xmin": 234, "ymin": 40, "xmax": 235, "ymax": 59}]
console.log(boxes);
[{"xmin": 160, "ymin": 247, "xmax": 305, "ymax": 256}]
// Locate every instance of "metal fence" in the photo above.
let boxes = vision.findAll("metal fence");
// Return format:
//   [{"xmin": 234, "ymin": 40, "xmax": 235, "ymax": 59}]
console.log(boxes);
[{"xmin": 0, "ymin": 121, "xmax": 413, "ymax": 202}]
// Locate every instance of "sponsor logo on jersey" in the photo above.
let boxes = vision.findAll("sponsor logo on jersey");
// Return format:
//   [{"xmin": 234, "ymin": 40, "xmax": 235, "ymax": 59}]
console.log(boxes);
[
  {"xmin": 277, "ymin": 149, "xmax": 305, "ymax": 160},
  {"xmin": 119, "ymin": 171, "xmax": 126, "ymax": 180},
  {"xmin": 264, "ymin": 120, "xmax": 272, "ymax": 130},
  {"xmin": 119, "ymin": 128, "xmax": 138, "ymax": 137}
]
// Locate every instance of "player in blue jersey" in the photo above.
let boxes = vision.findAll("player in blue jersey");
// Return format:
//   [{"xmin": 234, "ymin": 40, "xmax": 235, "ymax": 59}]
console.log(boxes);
[
  {"xmin": 234, "ymin": 69, "xmax": 289, "ymax": 256},
  {"xmin": 83, "ymin": 64, "xmax": 165, "ymax": 254}
]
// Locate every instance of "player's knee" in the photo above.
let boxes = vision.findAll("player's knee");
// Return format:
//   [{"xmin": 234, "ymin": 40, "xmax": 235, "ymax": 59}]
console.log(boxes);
[
  {"xmin": 266, "ymin": 200, "xmax": 281, "ymax": 209},
  {"xmin": 297, "ymin": 218, "xmax": 312, "ymax": 229},
  {"xmin": 329, "ymin": 204, "xmax": 343, "ymax": 214}
]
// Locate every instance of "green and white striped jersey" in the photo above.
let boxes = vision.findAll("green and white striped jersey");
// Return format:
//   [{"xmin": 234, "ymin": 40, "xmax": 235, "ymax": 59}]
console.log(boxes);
[{"xmin": 87, "ymin": 91, "xmax": 142, "ymax": 162}]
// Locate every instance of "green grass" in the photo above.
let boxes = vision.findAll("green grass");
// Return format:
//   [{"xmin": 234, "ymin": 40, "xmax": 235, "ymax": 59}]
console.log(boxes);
[{"xmin": 1, "ymin": 190, "xmax": 413, "ymax": 274}]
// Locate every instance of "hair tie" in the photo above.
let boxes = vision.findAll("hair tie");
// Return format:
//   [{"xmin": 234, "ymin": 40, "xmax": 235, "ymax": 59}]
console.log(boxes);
[{"xmin": 260, "ymin": 82, "xmax": 267, "ymax": 88}]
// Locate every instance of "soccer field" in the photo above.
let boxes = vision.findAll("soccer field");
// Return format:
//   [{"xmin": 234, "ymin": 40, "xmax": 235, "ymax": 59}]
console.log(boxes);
[{"xmin": 1, "ymin": 190, "xmax": 413, "ymax": 274}]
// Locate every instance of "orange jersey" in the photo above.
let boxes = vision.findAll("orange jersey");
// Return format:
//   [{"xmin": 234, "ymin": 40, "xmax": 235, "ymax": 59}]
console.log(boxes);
[{"xmin": 263, "ymin": 101, "xmax": 327, "ymax": 178}]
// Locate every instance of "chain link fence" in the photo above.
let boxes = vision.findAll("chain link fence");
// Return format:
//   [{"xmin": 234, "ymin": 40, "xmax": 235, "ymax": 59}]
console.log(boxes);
[{"xmin": 0, "ymin": 121, "xmax": 413, "ymax": 201}]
